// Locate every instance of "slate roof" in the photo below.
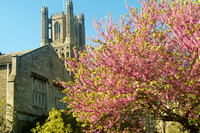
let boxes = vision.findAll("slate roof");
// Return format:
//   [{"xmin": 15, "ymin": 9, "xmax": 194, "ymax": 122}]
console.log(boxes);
[{"xmin": 0, "ymin": 49, "xmax": 33, "ymax": 65}]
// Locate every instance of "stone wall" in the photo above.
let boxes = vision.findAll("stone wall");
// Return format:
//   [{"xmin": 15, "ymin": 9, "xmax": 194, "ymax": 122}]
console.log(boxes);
[
  {"xmin": 13, "ymin": 45, "xmax": 71, "ymax": 132},
  {"xmin": 0, "ymin": 65, "xmax": 7, "ymax": 120}
]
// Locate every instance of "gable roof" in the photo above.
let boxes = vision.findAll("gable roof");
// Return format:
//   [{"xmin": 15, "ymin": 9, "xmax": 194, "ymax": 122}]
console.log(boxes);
[
  {"xmin": 0, "ymin": 44, "xmax": 72, "ymax": 82},
  {"xmin": 0, "ymin": 44, "xmax": 53, "ymax": 65},
  {"xmin": 0, "ymin": 49, "xmax": 33, "ymax": 65}
]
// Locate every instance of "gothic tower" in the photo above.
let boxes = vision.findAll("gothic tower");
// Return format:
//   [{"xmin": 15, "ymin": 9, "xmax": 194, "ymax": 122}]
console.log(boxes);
[{"xmin": 41, "ymin": 0, "xmax": 85, "ymax": 60}]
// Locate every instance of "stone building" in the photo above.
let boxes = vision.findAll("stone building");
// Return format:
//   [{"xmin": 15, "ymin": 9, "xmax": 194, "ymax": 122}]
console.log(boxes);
[
  {"xmin": 41, "ymin": 0, "xmax": 85, "ymax": 59},
  {"xmin": 0, "ymin": 0, "xmax": 85, "ymax": 132},
  {"xmin": 0, "ymin": 45, "xmax": 71, "ymax": 132}
]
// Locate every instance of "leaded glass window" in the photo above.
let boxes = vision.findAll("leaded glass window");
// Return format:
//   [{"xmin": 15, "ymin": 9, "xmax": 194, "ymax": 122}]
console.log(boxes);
[
  {"xmin": 33, "ymin": 79, "xmax": 46, "ymax": 108},
  {"xmin": 54, "ymin": 22, "xmax": 60, "ymax": 40},
  {"xmin": 54, "ymin": 87, "xmax": 66, "ymax": 109}
]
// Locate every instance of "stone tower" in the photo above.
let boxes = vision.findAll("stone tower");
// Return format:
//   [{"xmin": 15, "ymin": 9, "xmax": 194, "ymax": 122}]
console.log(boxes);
[{"xmin": 41, "ymin": 0, "xmax": 85, "ymax": 59}]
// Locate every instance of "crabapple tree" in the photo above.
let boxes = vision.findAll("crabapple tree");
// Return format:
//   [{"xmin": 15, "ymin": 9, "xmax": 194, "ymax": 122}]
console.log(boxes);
[{"xmin": 60, "ymin": 0, "xmax": 200, "ymax": 132}]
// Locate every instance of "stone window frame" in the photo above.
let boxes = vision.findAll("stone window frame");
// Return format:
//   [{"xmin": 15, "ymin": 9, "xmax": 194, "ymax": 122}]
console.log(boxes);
[
  {"xmin": 53, "ymin": 82, "xmax": 66, "ymax": 110},
  {"xmin": 31, "ymin": 72, "xmax": 48, "ymax": 108},
  {"xmin": 54, "ymin": 22, "xmax": 61, "ymax": 40}
]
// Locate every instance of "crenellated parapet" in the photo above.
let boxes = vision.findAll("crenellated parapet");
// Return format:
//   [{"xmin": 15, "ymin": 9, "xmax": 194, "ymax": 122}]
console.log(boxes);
[
  {"xmin": 41, "ymin": 0, "xmax": 85, "ymax": 62},
  {"xmin": 52, "ymin": 12, "xmax": 65, "ymax": 19}
]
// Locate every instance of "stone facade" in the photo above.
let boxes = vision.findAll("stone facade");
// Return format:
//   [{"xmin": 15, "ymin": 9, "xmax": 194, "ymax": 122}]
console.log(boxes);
[
  {"xmin": 0, "ymin": 65, "xmax": 7, "ymax": 123},
  {"xmin": 0, "ymin": 45, "xmax": 72, "ymax": 132},
  {"xmin": 0, "ymin": 1, "xmax": 86, "ymax": 132},
  {"xmin": 0, "ymin": 66, "xmax": 7, "ymax": 100},
  {"xmin": 41, "ymin": 0, "xmax": 85, "ymax": 60}
]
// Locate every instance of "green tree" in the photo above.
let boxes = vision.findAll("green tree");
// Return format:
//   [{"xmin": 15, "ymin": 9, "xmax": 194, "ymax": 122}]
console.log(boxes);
[
  {"xmin": 0, "ymin": 97, "xmax": 15, "ymax": 133},
  {"xmin": 31, "ymin": 108, "xmax": 83, "ymax": 133},
  {"xmin": 0, "ymin": 98, "xmax": 6, "ymax": 132}
]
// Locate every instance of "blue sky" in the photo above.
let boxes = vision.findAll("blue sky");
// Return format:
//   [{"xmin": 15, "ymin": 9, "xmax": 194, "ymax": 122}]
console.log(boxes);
[{"xmin": 0, "ymin": 0, "xmax": 141, "ymax": 54}]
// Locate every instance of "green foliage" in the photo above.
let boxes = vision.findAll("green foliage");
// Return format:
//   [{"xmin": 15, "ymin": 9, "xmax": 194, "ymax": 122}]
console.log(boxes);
[
  {"xmin": 31, "ymin": 108, "xmax": 83, "ymax": 133},
  {"xmin": 0, "ymin": 97, "xmax": 15, "ymax": 133},
  {"xmin": 0, "ymin": 99, "xmax": 5, "ymax": 126}
]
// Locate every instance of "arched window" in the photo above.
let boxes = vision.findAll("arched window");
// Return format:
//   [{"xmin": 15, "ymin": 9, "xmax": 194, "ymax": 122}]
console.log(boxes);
[{"xmin": 54, "ymin": 22, "xmax": 60, "ymax": 40}]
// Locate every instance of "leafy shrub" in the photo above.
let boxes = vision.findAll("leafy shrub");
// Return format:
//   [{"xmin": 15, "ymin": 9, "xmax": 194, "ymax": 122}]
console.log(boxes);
[{"xmin": 31, "ymin": 108, "xmax": 83, "ymax": 133}]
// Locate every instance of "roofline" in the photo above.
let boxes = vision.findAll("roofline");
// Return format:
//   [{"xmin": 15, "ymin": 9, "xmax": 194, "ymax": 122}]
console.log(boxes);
[{"xmin": 20, "ymin": 44, "xmax": 51, "ymax": 58}]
